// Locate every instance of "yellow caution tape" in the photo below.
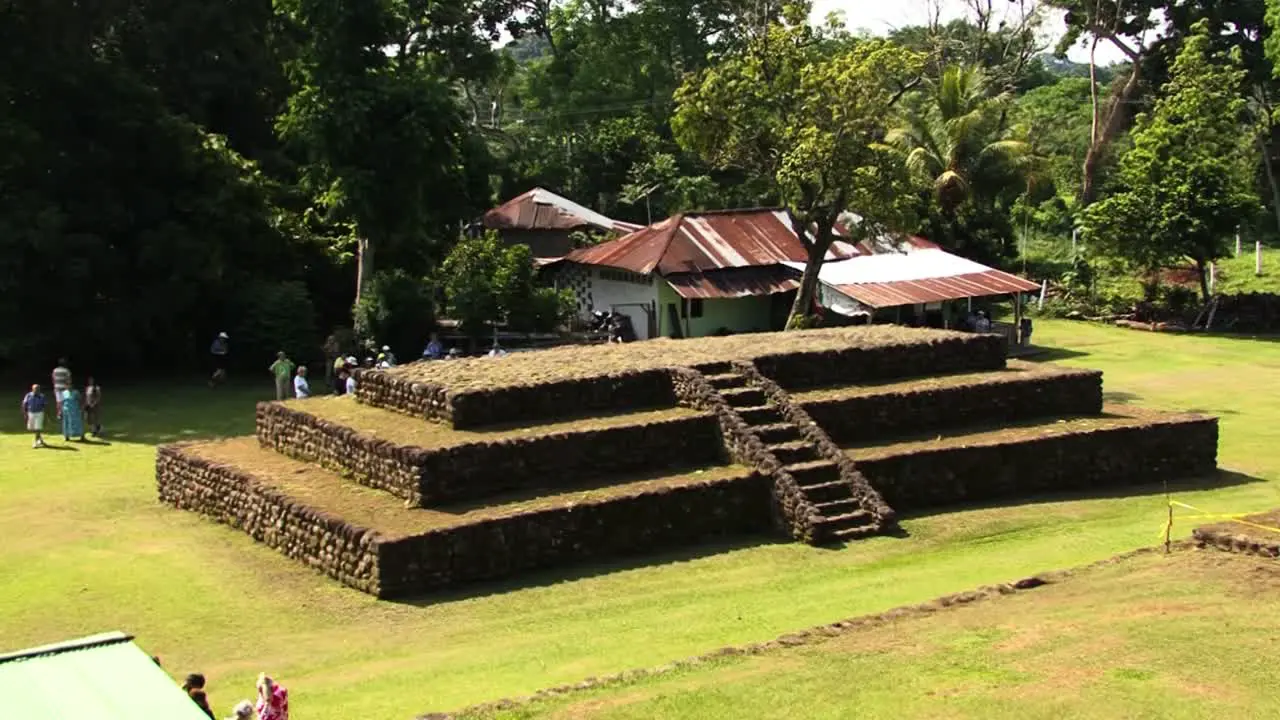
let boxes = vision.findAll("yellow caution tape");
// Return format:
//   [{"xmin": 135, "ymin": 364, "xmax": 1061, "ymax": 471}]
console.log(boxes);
[{"xmin": 1163, "ymin": 499, "xmax": 1280, "ymax": 537}]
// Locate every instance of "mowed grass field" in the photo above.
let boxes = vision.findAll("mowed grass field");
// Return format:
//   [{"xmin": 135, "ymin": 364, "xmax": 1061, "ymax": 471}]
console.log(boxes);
[
  {"xmin": 1, "ymin": 320, "xmax": 1278, "ymax": 719},
  {"xmin": 481, "ymin": 549, "xmax": 1280, "ymax": 720}
]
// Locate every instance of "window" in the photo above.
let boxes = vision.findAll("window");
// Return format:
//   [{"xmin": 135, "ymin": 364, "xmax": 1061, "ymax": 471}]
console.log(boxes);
[{"xmin": 681, "ymin": 299, "xmax": 704, "ymax": 319}]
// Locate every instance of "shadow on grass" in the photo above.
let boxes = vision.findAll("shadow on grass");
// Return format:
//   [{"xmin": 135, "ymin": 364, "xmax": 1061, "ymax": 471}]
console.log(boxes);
[
  {"xmin": 386, "ymin": 534, "xmax": 787, "ymax": 608},
  {"xmin": 36, "ymin": 443, "xmax": 79, "ymax": 452},
  {"xmin": 0, "ymin": 379, "xmax": 274, "ymax": 446},
  {"xmin": 899, "ymin": 470, "xmax": 1264, "ymax": 521},
  {"xmin": 1021, "ymin": 346, "xmax": 1092, "ymax": 363}
]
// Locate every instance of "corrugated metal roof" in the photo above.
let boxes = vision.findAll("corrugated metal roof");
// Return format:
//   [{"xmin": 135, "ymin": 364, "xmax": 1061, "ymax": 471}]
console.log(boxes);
[
  {"xmin": 784, "ymin": 248, "xmax": 1039, "ymax": 309},
  {"xmin": 564, "ymin": 209, "xmax": 857, "ymax": 275},
  {"xmin": 665, "ymin": 266, "xmax": 801, "ymax": 299},
  {"xmin": 482, "ymin": 188, "xmax": 636, "ymax": 233},
  {"xmin": 832, "ymin": 271, "xmax": 1040, "ymax": 308},
  {"xmin": 1, "ymin": 632, "xmax": 212, "ymax": 720}
]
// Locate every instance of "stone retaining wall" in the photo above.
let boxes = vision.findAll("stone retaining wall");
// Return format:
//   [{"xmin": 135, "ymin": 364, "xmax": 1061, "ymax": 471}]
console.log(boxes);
[
  {"xmin": 156, "ymin": 445, "xmax": 385, "ymax": 595},
  {"xmin": 377, "ymin": 472, "xmax": 772, "ymax": 597},
  {"xmin": 859, "ymin": 416, "xmax": 1219, "ymax": 510},
  {"xmin": 803, "ymin": 367, "xmax": 1104, "ymax": 445},
  {"xmin": 257, "ymin": 402, "xmax": 726, "ymax": 507},
  {"xmin": 355, "ymin": 368, "xmax": 677, "ymax": 428},
  {"xmin": 753, "ymin": 333, "xmax": 1006, "ymax": 390}
]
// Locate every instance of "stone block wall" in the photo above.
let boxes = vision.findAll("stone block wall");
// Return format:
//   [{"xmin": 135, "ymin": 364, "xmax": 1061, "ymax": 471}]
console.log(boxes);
[
  {"xmin": 354, "ymin": 368, "xmax": 677, "ymax": 428},
  {"xmin": 754, "ymin": 333, "xmax": 1006, "ymax": 390},
  {"xmin": 376, "ymin": 472, "xmax": 772, "ymax": 597},
  {"xmin": 257, "ymin": 402, "xmax": 727, "ymax": 507},
  {"xmin": 804, "ymin": 367, "xmax": 1104, "ymax": 445},
  {"xmin": 156, "ymin": 445, "xmax": 385, "ymax": 595},
  {"xmin": 859, "ymin": 416, "xmax": 1219, "ymax": 511}
]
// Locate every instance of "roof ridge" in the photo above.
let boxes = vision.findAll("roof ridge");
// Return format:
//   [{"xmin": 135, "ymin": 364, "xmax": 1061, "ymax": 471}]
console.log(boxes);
[
  {"xmin": 682, "ymin": 206, "xmax": 783, "ymax": 217},
  {"xmin": 0, "ymin": 631, "xmax": 133, "ymax": 665}
]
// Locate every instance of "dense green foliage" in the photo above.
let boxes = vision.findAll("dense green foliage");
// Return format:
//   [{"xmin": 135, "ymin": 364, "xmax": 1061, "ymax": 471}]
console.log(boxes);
[
  {"xmin": 441, "ymin": 233, "xmax": 572, "ymax": 339},
  {"xmin": 1082, "ymin": 24, "xmax": 1259, "ymax": 301},
  {"xmin": 4, "ymin": 0, "xmax": 1279, "ymax": 371}
]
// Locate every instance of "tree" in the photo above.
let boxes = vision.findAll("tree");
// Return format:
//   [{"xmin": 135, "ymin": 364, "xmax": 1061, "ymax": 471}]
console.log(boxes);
[
  {"xmin": 275, "ymin": 0, "xmax": 497, "ymax": 305},
  {"xmin": 1081, "ymin": 23, "xmax": 1259, "ymax": 302},
  {"xmin": 673, "ymin": 3, "xmax": 922, "ymax": 326},
  {"xmin": 889, "ymin": 66, "xmax": 1035, "ymax": 213},
  {"xmin": 441, "ymin": 233, "xmax": 573, "ymax": 340}
]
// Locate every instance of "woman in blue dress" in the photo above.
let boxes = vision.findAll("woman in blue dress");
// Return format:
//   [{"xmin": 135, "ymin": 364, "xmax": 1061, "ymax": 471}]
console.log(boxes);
[{"xmin": 59, "ymin": 387, "xmax": 86, "ymax": 441}]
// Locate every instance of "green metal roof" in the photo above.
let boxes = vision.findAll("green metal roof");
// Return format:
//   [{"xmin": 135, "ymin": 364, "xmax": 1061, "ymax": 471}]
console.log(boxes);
[{"xmin": 0, "ymin": 631, "xmax": 214, "ymax": 720}]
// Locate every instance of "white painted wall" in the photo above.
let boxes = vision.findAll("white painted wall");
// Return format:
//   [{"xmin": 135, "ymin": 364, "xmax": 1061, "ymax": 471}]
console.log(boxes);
[{"xmin": 589, "ymin": 268, "xmax": 659, "ymax": 340}]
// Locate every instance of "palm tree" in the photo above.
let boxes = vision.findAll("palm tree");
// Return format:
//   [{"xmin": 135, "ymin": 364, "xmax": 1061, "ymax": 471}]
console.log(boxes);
[{"xmin": 888, "ymin": 65, "xmax": 1036, "ymax": 214}]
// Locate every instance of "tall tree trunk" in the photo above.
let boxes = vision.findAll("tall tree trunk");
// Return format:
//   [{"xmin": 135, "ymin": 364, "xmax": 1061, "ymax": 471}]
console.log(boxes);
[
  {"xmin": 787, "ymin": 240, "xmax": 829, "ymax": 328},
  {"xmin": 1195, "ymin": 258, "xmax": 1210, "ymax": 304},
  {"xmin": 356, "ymin": 236, "xmax": 374, "ymax": 307},
  {"xmin": 1080, "ymin": 62, "xmax": 1141, "ymax": 207}
]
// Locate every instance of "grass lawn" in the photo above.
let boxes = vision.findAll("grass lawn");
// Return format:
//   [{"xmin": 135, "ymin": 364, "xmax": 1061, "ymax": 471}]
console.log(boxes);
[
  {"xmin": 2, "ymin": 319, "xmax": 1278, "ymax": 719},
  {"xmin": 480, "ymin": 548, "xmax": 1280, "ymax": 720}
]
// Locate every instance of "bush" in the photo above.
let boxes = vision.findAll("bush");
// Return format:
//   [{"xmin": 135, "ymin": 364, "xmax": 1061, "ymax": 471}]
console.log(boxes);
[
  {"xmin": 352, "ymin": 270, "xmax": 435, "ymax": 359},
  {"xmin": 229, "ymin": 281, "xmax": 320, "ymax": 368}
]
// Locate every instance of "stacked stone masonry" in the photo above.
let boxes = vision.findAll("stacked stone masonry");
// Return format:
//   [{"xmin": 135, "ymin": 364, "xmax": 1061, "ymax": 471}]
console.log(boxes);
[
  {"xmin": 157, "ymin": 327, "xmax": 1221, "ymax": 598},
  {"xmin": 257, "ymin": 402, "xmax": 725, "ymax": 506}
]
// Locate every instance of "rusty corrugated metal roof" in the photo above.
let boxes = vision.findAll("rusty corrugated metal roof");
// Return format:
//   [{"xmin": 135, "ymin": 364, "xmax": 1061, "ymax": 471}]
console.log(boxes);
[
  {"xmin": 783, "ymin": 248, "xmax": 1039, "ymax": 309},
  {"xmin": 482, "ymin": 188, "xmax": 636, "ymax": 233},
  {"xmin": 665, "ymin": 266, "xmax": 801, "ymax": 299},
  {"xmin": 564, "ymin": 209, "xmax": 857, "ymax": 274},
  {"xmin": 833, "ymin": 271, "xmax": 1040, "ymax": 308}
]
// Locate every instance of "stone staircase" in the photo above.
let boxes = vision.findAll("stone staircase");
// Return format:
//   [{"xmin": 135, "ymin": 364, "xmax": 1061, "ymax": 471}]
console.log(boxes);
[{"xmin": 691, "ymin": 364, "xmax": 887, "ymax": 544}]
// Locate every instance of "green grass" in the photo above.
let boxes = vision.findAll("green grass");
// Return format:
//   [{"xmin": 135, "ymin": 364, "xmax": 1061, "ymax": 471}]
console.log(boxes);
[
  {"xmin": 2, "ymin": 320, "xmax": 1279, "ymax": 720},
  {"xmin": 483, "ymin": 549, "xmax": 1280, "ymax": 719},
  {"xmin": 1213, "ymin": 244, "xmax": 1280, "ymax": 295}
]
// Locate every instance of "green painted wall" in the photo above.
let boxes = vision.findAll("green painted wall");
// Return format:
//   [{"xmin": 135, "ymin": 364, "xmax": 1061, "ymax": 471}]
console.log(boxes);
[{"xmin": 656, "ymin": 281, "xmax": 775, "ymax": 338}]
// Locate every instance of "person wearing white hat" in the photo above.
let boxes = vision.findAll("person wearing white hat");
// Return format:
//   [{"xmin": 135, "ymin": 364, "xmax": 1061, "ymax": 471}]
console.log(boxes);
[
  {"xmin": 380, "ymin": 345, "xmax": 396, "ymax": 366},
  {"xmin": 209, "ymin": 332, "xmax": 230, "ymax": 387}
]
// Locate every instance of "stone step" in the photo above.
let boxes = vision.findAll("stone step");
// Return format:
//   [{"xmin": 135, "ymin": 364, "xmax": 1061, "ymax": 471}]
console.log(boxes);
[
  {"xmin": 752, "ymin": 422, "xmax": 804, "ymax": 444},
  {"xmin": 706, "ymin": 373, "xmax": 748, "ymax": 390},
  {"xmin": 811, "ymin": 509, "xmax": 876, "ymax": 544},
  {"xmin": 812, "ymin": 497, "xmax": 862, "ymax": 517},
  {"xmin": 721, "ymin": 386, "xmax": 768, "ymax": 408},
  {"xmin": 799, "ymin": 480, "xmax": 850, "ymax": 503},
  {"xmin": 695, "ymin": 361, "xmax": 735, "ymax": 375},
  {"xmin": 828, "ymin": 524, "xmax": 881, "ymax": 542},
  {"xmin": 767, "ymin": 440, "xmax": 819, "ymax": 466},
  {"xmin": 737, "ymin": 404, "xmax": 784, "ymax": 426},
  {"xmin": 785, "ymin": 459, "xmax": 842, "ymax": 486}
]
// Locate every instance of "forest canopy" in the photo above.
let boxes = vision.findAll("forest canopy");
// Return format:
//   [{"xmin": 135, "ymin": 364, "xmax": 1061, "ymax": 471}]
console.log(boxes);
[{"xmin": 2, "ymin": 0, "xmax": 1275, "ymax": 373}]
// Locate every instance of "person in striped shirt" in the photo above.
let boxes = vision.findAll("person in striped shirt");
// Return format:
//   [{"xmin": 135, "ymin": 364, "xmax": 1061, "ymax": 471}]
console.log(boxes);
[{"xmin": 51, "ymin": 358, "xmax": 71, "ymax": 414}]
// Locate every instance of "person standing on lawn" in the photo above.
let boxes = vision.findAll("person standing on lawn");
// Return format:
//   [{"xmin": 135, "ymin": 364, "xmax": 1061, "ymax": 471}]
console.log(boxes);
[
  {"xmin": 51, "ymin": 358, "xmax": 71, "ymax": 414},
  {"xmin": 210, "ymin": 332, "xmax": 230, "ymax": 386},
  {"xmin": 22, "ymin": 384, "xmax": 47, "ymax": 448},
  {"xmin": 84, "ymin": 377, "xmax": 103, "ymax": 437},
  {"xmin": 293, "ymin": 366, "xmax": 310, "ymax": 399},
  {"xmin": 323, "ymin": 331, "xmax": 342, "ymax": 388},
  {"xmin": 269, "ymin": 352, "xmax": 296, "ymax": 401},
  {"xmin": 58, "ymin": 384, "xmax": 86, "ymax": 442}
]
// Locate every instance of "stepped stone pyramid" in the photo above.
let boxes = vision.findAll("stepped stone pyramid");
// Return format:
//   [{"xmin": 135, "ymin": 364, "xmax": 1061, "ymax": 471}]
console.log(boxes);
[{"xmin": 157, "ymin": 327, "xmax": 1218, "ymax": 598}]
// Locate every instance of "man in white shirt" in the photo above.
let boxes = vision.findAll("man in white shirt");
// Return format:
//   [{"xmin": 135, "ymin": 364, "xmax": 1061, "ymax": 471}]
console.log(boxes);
[
  {"xmin": 344, "ymin": 370, "xmax": 357, "ymax": 395},
  {"xmin": 293, "ymin": 366, "xmax": 311, "ymax": 398}
]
